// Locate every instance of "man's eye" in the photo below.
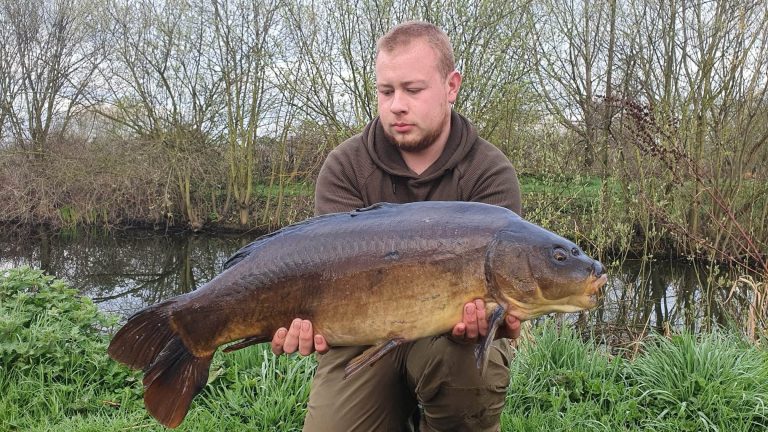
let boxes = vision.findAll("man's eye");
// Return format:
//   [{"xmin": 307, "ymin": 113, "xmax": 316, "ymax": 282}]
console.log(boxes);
[{"xmin": 407, "ymin": 88, "xmax": 422, "ymax": 94}]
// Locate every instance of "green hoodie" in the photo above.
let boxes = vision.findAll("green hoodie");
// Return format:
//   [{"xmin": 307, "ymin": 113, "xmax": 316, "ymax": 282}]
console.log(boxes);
[{"xmin": 314, "ymin": 110, "xmax": 521, "ymax": 216}]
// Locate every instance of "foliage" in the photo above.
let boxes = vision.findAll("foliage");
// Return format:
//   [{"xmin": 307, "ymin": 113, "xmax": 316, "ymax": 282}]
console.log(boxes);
[
  {"xmin": 0, "ymin": 266, "xmax": 142, "ymax": 430},
  {"xmin": 194, "ymin": 347, "xmax": 315, "ymax": 431},
  {"xmin": 520, "ymin": 174, "xmax": 638, "ymax": 261},
  {"xmin": 1, "ymin": 267, "xmax": 120, "ymax": 377},
  {"xmin": 0, "ymin": 267, "xmax": 315, "ymax": 431},
  {"xmin": 502, "ymin": 323, "xmax": 768, "ymax": 431},
  {"xmin": 629, "ymin": 333, "xmax": 768, "ymax": 430},
  {"xmin": 3, "ymin": 267, "xmax": 767, "ymax": 431}
]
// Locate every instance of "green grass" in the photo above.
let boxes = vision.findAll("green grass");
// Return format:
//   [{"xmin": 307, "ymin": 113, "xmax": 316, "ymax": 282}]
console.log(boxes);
[
  {"xmin": 502, "ymin": 323, "xmax": 768, "ymax": 431},
  {"xmin": 518, "ymin": 174, "xmax": 635, "ymax": 256},
  {"xmin": 2, "ymin": 267, "xmax": 767, "ymax": 431}
]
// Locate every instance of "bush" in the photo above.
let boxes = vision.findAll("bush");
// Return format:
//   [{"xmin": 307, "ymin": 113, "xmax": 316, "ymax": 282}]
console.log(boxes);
[{"xmin": 0, "ymin": 267, "xmax": 141, "ymax": 430}]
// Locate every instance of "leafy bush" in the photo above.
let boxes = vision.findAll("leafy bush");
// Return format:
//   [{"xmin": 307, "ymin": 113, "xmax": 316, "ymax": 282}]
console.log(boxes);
[{"xmin": 0, "ymin": 267, "xmax": 141, "ymax": 429}]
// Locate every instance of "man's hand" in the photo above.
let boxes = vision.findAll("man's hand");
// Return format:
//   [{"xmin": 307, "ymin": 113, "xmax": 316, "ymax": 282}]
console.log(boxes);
[
  {"xmin": 451, "ymin": 299, "xmax": 521, "ymax": 342},
  {"xmin": 271, "ymin": 318, "xmax": 329, "ymax": 356}
]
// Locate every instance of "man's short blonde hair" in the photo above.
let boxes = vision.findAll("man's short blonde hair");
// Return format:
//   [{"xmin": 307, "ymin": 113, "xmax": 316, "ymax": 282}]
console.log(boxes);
[{"xmin": 376, "ymin": 21, "xmax": 456, "ymax": 78}]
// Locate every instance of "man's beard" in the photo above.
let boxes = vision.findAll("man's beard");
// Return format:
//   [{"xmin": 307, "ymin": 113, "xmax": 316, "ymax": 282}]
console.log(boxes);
[{"xmin": 384, "ymin": 119, "xmax": 446, "ymax": 153}]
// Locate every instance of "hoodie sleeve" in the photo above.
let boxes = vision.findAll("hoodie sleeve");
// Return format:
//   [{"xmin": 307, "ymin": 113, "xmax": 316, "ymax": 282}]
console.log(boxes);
[{"xmin": 314, "ymin": 140, "xmax": 366, "ymax": 216}]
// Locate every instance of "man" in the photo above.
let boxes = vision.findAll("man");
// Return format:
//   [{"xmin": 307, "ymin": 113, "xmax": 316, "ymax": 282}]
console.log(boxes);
[{"xmin": 272, "ymin": 21, "xmax": 523, "ymax": 431}]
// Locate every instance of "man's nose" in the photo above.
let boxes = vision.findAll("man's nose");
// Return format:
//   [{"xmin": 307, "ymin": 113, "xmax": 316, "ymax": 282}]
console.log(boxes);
[{"xmin": 390, "ymin": 91, "xmax": 407, "ymax": 113}]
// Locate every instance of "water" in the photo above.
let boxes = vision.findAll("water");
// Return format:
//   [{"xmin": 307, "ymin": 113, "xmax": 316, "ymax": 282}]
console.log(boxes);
[{"xmin": 0, "ymin": 226, "xmax": 756, "ymax": 341}]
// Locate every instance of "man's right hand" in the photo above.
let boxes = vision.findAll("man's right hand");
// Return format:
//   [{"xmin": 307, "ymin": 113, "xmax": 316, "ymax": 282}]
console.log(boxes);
[{"xmin": 271, "ymin": 318, "xmax": 329, "ymax": 356}]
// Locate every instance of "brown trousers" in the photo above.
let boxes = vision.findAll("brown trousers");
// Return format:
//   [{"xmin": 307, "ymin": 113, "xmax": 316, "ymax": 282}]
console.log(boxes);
[{"xmin": 302, "ymin": 336, "xmax": 513, "ymax": 432}]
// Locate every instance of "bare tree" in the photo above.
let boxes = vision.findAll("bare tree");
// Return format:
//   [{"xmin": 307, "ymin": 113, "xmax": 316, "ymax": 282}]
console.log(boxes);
[
  {"xmin": 212, "ymin": 0, "xmax": 282, "ymax": 226},
  {"xmin": 531, "ymin": 0, "xmax": 621, "ymax": 169},
  {"xmin": 0, "ymin": 0, "xmax": 104, "ymax": 158},
  {"xmin": 97, "ymin": 0, "xmax": 224, "ymax": 229}
]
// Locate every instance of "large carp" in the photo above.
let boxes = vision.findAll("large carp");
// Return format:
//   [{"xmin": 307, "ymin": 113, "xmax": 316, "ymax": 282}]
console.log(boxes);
[{"xmin": 108, "ymin": 201, "xmax": 607, "ymax": 428}]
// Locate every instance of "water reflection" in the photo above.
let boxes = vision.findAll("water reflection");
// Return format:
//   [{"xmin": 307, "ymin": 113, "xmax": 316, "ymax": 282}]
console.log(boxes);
[
  {"xmin": 583, "ymin": 258, "xmax": 754, "ymax": 346},
  {"xmin": 0, "ymin": 226, "xmax": 262, "ymax": 317},
  {"xmin": 0, "ymin": 227, "xmax": 757, "ymax": 335}
]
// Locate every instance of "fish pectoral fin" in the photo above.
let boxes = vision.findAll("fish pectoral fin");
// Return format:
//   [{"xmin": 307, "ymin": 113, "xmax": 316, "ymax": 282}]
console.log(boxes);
[
  {"xmin": 222, "ymin": 336, "xmax": 271, "ymax": 353},
  {"xmin": 474, "ymin": 303, "xmax": 507, "ymax": 376},
  {"xmin": 344, "ymin": 338, "xmax": 405, "ymax": 379}
]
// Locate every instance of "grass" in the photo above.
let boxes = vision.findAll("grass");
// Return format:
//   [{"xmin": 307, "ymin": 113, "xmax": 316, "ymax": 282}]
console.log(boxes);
[
  {"xmin": 502, "ymin": 323, "xmax": 768, "ymax": 431},
  {"xmin": 2, "ymin": 267, "xmax": 767, "ymax": 431},
  {"xmin": 518, "ymin": 174, "xmax": 636, "ymax": 258}
]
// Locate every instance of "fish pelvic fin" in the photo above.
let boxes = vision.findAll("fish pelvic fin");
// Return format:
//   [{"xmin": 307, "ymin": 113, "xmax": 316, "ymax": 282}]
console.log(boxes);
[
  {"xmin": 108, "ymin": 300, "xmax": 176, "ymax": 370},
  {"xmin": 344, "ymin": 338, "xmax": 405, "ymax": 379},
  {"xmin": 223, "ymin": 335, "xmax": 271, "ymax": 353},
  {"xmin": 142, "ymin": 337, "xmax": 213, "ymax": 428},
  {"xmin": 475, "ymin": 303, "xmax": 506, "ymax": 376}
]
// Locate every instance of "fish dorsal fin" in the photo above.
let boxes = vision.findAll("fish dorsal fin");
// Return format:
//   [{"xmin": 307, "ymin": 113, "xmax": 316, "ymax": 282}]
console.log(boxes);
[
  {"xmin": 353, "ymin": 202, "xmax": 395, "ymax": 213},
  {"xmin": 344, "ymin": 338, "xmax": 405, "ymax": 379},
  {"xmin": 223, "ymin": 203, "xmax": 402, "ymax": 269},
  {"xmin": 222, "ymin": 212, "xmax": 344, "ymax": 270}
]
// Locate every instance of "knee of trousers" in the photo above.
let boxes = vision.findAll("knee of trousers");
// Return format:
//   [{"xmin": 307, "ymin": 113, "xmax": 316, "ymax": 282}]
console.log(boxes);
[
  {"xmin": 303, "ymin": 346, "xmax": 418, "ymax": 432},
  {"xmin": 407, "ymin": 337, "xmax": 513, "ymax": 431}
]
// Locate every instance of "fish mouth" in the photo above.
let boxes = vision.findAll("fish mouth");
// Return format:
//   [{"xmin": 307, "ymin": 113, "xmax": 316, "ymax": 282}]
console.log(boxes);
[
  {"xmin": 505, "ymin": 273, "xmax": 608, "ymax": 320},
  {"xmin": 503, "ymin": 272, "xmax": 609, "ymax": 320},
  {"xmin": 588, "ymin": 273, "xmax": 608, "ymax": 296},
  {"xmin": 582, "ymin": 273, "xmax": 608, "ymax": 308}
]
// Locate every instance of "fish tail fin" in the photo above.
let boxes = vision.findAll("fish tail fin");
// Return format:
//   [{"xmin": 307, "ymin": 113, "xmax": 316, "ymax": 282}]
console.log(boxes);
[
  {"xmin": 107, "ymin": 300, "xmax": 211, "ymax": 428},
  {"xmin": 108, "ymin": 300, "xmax": 177, "ymax": 370},
  {"xmin": 143, "ymin": 338, "xmax": 212, "ymax": 428}
]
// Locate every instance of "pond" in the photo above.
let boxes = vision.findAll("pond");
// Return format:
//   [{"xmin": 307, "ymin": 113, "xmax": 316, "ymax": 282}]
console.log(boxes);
[{"xmin": 0, "ymin": 226, "xmax": 758, "ymax": 346}]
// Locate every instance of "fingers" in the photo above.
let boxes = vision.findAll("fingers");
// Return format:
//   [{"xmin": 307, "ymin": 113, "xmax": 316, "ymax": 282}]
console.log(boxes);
[
  {"xmin": 451, "ymin": 322, "xmax": 467, "ymax": 338},
  {"xmin": 271, "ymin": 327, "xmax": 288, "ymax": 355},
  {"xmin": 314, "ymin": 334, "xmax": 329, "ymax": 354},
  {"xmin": 297, "ymin": 320, "xmax": 315, "ymax": 356},
  {"xmin": 452, "ymin": 299, "xmax": 489, "ymax": 342},
  {"xmin": 272, "ymin": 318, "xmax": 321, "ymax": 356},
  {"xmin": 462, "ymin": 302, "xmax": 479, "ymax": 339},
  {"xmin": 474, "ymin": 299, "xmax": 488, "ymax": 337},
  {"xmin": 496, "ymin": 314, "xmax": 522, "ymax": 340},
  {"xmin": 282, "ymin": 319, "xmax": 303, "ymax": 354},
  {"xmin": 505, "ymin": 314, "xmax": 522, "ymax": 340}
]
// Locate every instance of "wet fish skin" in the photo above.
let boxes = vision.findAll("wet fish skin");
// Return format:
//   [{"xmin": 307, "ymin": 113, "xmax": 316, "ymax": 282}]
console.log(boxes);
[{"xmin": 107, "ymin": 201, "xmax": 607, "ymax": 428}]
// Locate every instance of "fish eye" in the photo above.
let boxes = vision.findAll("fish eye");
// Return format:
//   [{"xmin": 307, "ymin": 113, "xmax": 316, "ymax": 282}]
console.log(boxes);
[{"xmin": 553, "ymin": 247, "xmax": 568, "ymax": 262}]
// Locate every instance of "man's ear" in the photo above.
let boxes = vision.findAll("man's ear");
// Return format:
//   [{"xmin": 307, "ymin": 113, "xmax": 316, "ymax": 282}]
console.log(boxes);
[{"xmin": 447, "ymin": 70, "xmax": 462, "ymax": 103}]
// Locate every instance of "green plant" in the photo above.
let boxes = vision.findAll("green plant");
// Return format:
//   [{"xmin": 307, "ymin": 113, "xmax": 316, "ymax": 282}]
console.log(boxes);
[
  {"xmin": 0, "ymin": 267, "xmax": 142, "ymax": 430},
  {"xmin": 502, "ymin": 322, "xmax": 638, "ymax": 430},
  {"xmin": 629, "ymin": 333, "xmax": 768, "ymax": 430}
]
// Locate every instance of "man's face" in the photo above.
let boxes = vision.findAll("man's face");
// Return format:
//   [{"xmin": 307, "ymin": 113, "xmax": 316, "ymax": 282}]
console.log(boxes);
[{"xmin": 375, "ymin": 40, "xmax": 460, "ymax": 153}]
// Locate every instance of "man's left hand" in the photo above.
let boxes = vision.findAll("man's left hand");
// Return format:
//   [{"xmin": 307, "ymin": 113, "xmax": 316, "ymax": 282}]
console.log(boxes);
[{"xmin": 451, "ymin": 299, "xmax": 521, "ymax": 342}]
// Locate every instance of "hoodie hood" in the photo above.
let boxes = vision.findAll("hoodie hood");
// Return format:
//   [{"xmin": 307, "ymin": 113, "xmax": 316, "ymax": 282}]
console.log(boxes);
[{"xmin": 363, "ymin": 110, "xmax": 478, "ymax": 184}]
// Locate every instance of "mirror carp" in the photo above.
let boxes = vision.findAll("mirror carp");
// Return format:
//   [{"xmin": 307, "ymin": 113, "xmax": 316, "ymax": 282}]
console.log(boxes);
[{"xmin": 108, "ymin": 201, "xmax": 607, "ymax": 428}]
